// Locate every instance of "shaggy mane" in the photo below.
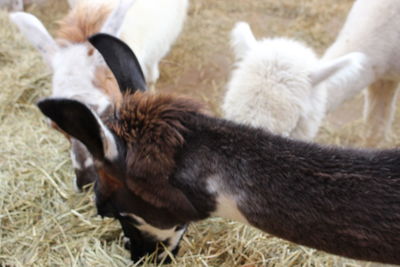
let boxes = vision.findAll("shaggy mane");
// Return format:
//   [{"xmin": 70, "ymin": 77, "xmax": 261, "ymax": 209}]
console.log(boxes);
[
  {"xmin": 56, "ymin": 2, "xmax": 113, "ymax": 44},
  {"xmin": 108, "ymin": 92, "xmax": 204, "ymax": 214},
  {"xmin": 111, "ymin": 91, "xmax": 204, "ymax": 175}
]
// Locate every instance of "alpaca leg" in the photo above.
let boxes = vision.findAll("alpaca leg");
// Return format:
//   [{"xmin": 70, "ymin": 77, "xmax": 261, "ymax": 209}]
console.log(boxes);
[
  {"xmin": 147, "ymin": 64, "xmax": 159, "ymax": 92},
  {"xmin": 363, "ymin": 80, "xmax": 399, "ymax": 146}
]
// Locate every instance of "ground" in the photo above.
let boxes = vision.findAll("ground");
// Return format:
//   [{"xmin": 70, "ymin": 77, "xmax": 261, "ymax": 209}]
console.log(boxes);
[{"xmin": 1, "ymin": 0, "xmax": 399, "ymax": 266}]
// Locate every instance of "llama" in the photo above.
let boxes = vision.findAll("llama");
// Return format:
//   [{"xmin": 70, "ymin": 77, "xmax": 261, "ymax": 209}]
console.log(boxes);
[
  {"xmin": 37, "ymin": 33, "xmax": 400, "ymax": 264},
  {"xmin": 10, "ymin": 0, "xmax": 137, "ymax": 191},
  {"xmin": 321, "ymin": 0, "xmax": 400, "ymax": 145},
  {"xmin": 223, "ymin": 22, "xmax": 365, "ymax": 140},
  {"xmin": 67, "ymin": 0, "xmax": 189, "ymax": 87},
  {"xmin": 10, "ymin": 0, "xmax": 188, "ymax": 190}
]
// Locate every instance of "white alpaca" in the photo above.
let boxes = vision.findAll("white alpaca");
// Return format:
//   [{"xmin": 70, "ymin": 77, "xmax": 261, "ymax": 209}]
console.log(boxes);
[
  {"xmin": 10, "ymin": 0, "xmax": 188, "ymax": 190},
  {"xmin": 321, "ymin": 0, "xmax": 400, "ymax": 145},
  {"xmin": 11, "ymin": 0, "xmax": 188, "ymax": 106},
  {"xmin": 10, "ymin": 0, "xmax": 136, "ymax": 191},
  {"xmin": 11, "ymin": 0, "xmax": 138, "ymax": 113},
  {"xmin": 68, "ymin": 0, "xmax": 189, "ymax": 86},
  {"xmin": 223, "ymin": 22, "xmax": 364, "ymax": 140}
]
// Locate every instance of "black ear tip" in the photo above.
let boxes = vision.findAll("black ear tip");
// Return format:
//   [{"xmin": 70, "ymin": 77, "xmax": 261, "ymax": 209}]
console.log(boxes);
[
  {"xmin": 37, "ymin": 98, "xmax": 89, "ymax": 120},
  {"xmin": 37, "ymin": 98, "xmax": 55, "ymax": 116},
  {"xmin": 88, "ymin": 33, "xmax": 99, "ymax": 44},
  {"xmin": 89, "ymin": 33, "xmax": 117, "ymax": 47},
  {"xmin": 88, "ymin": 32, "xmax": 148, "ymax": 93},
  {"xmin": 36, "ymin": 98, "xmax": 45, "ymax": 109},
  {"xmin": 37, "ymin": 98, "xmax": 48, "ymax": 107}
]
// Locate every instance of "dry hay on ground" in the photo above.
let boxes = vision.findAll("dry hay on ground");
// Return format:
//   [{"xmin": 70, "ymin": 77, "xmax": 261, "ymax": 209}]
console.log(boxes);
[{"xmin": 1, "ymin": 0, "xmax": 399, "ymax": 266}]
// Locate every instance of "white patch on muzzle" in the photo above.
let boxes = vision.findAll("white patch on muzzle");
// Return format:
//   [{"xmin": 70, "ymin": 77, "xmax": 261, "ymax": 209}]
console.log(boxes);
[{"xmin": 120, "ymin": 212, "xmax": 185, "ymax": 258}]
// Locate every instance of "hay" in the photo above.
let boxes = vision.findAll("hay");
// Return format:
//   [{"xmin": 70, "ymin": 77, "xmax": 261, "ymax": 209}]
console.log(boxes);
[{"xmin": 0, "ymin": 0, "xmax": 398, "ymax": 266}]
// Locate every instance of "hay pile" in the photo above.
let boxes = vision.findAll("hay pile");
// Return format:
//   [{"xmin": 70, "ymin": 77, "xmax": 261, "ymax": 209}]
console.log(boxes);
[{"xmin": 0, "ymin": 0, "xmax": 398, "ymax": 266}]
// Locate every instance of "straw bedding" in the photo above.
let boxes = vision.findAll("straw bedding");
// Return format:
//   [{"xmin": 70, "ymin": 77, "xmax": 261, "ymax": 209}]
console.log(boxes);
[{"xmin": 1, "ymin": 0, "xmax": 399, "ymax": 266}]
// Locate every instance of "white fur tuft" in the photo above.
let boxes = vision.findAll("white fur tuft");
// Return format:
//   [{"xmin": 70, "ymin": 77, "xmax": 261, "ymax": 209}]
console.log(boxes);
[
  {"xmin": 223, "ymin": 25, "xmax": 326, "ymax": 140},
  {"xmin": 120, "ymin": 212, "xmax": 185, "ymax": 259},
  {"xmin": 10, "ymin": 12, "xmax": 58, "ymax": 65},
  {"xmin": 230, "ymin": 22, "xmax": 257, "ymax": 61}
]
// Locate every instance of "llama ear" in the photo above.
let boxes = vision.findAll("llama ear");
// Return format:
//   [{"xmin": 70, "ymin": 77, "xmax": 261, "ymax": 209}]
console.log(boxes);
[
  {"xmin": 37, "ymin": 98, "xmax": 119, "ymax": 161},
  {"xmin": 309, "ymin": 52, "xmax": 368, "ymax": 88},
  {"xmin": 89, "ymin": 33, "xmax": 147, "ymax": 93},
  {"xmin": 100, "ymin": 0, "xmax": 137, "ymax": 37},
  {"xmin": 10, "ymin": 12, "xmax": 58, "ymax": 66},
  {"xmin": 230, "ymin": 21, "xmax": 256, "ymax": 61}
]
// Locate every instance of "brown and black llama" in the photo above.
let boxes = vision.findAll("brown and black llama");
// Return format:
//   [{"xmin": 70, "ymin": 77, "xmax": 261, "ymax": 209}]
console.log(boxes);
[{"xmin": 38, "ymin": 33, "xmax": 400, "ymax": 264}]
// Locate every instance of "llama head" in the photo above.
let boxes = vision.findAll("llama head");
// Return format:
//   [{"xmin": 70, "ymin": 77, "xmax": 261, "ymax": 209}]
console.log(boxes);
[
  {"xmin": 227, "ymin": 21, "xmax": 325, "ymax": 139},
  {"xmin": 10, "ymin": 0, "xmax": 139, "ymax": 112},
  {"xmin": 37, "ymin": 34, "xmax": 199, "ymax": 262},
  {"xmin": 226, "ymin": 21, "xmax": 367, "ymax": 140},
  {"xmin": 10, "ymin": 0, "xmax": 140, "ymax": 190},
  {"xmin": 231, "ymin": 21, "xmax": 367, "ymax": 90}
]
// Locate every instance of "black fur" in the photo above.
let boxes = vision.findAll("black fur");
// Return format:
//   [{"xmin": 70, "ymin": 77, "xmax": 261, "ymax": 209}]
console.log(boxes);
[
  {"xmin": 89, "ymin": 33, "xmax": 147, "ymax": 93},
  {"xmin": 118, "ymin": 215, "xmax": 178, "ymax": 263},
  {"xmin": 37, "ymin": 98, "xmax": 105, "ymax": 159},
  {"xmin": 39, "ymin": 95, "xmax": 400, "ymax": 264},
  {"xmin": 37, "ymin": 35, "xmax": 400, "ymax": 264},
  {"xmin": 71, "ymin": 139, "xmax": 98, "ymax": 190},
  {"xmin": 170, "ymin": 113, "xmax": 400, "ymax": 264}
]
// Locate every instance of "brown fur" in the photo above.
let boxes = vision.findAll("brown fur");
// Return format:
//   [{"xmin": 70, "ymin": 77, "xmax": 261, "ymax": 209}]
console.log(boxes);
[
  {"xmin": 112, "ymin": 92, "xmax": 203, "ymax": 179},
  {"xmin": 94, "ymin": 66, "xmax": 122, "ymax": 106},
  {"xmin": 56, "ymin": 1, "xmax": 113, "ymax": 44},
  {"xmin": 108, "ymin": 92, "xmax": 204, "ymax": 216},
  {"xmin": 98, "ymin": 168, "xmax": 123, "ymax": 198}
]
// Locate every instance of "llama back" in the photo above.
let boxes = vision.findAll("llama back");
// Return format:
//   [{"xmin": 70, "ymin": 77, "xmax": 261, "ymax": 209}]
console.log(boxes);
[
  {"xmin": 322, "ymin": 0, "xmax": 400, "ymax": 112},
  {"xmin": 319, "ymin": 0, "xmax": 400, "ymax": 145},
  {"xmin": 324, "ymin": 0, "xmax": 400, "ymax": 79}
]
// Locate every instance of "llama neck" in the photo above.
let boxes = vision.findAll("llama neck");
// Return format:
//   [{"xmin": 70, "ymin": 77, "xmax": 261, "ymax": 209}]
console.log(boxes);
[
  {"xmin": 178, "ymin": 117, "xmax": 400, "ymax": 264},
  {"xmin": 210, "ymin": 147, "xmax": 400, "ymax": 264}
]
